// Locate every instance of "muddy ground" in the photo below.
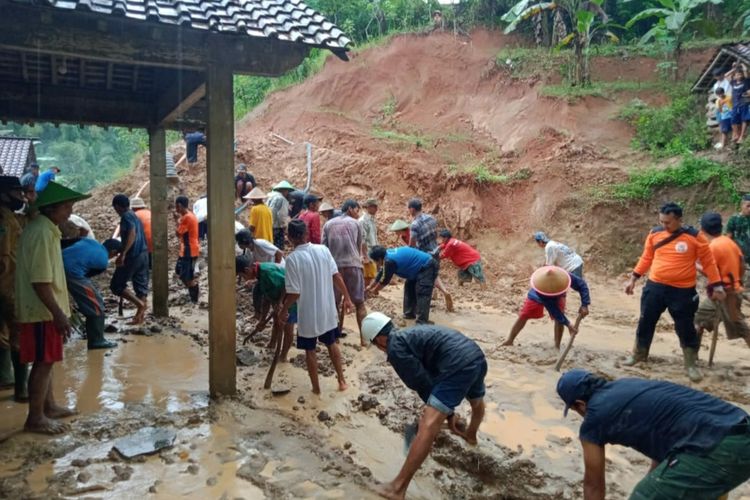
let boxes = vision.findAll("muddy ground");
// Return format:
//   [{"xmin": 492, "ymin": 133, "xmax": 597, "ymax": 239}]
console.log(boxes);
[{"xmin": 1, "ymin": 269, "xmax": 749, "ymax": 499}]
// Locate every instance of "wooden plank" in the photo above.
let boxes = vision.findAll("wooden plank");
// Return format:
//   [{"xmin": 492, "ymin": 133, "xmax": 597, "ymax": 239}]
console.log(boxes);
[
  {"xmin": 79, "ymin": 59, "xmax": 85, "ymax": 87},
  {"xmin": 132, "ymin": 66, "xmax": 139, "ymax": 92},
  {"xmin": 206, "ymin": 39, "xmax": 237, "ymax": 397},
  {"xmin": 106, "ymin": 62, "xmax": 113, "ymax": 90},
  {"xmin": 148, "ymin": 127, "xmax": 169, "ymax": 318},
  {"xmin": 19, "ymin": 52, "xmax": 28, "ymax": 81},
  {"xmin": 0, "ymin": 4, "xmax": 309, "ymax": 75},
  {"xmin": 157, "ymin": 79, "xmax": 206, "ymax": 126},
  {"xmin": 0, "ymin": 80, "xmax": 153, "ymax": 127}
]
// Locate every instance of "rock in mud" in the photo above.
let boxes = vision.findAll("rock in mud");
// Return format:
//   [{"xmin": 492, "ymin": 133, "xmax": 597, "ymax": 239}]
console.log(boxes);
[
  {"xmin": 113, "ymin": 427, "xmax": 176, "ymax": 458},
  {"xmin": 236, "ymin": 454, "xmax": 268, "ymax": 482},
  {"xmin": 357, "ymin": 393, "xmax": 380, "ymax": 411},
  {"xmin": 236, "ymin": 349, "xmax": 260, "ymax": 367},
  {"xmin": 206, "ymin": 476, "xmax": 218, "ymax": 486},
  {"xmin": 112, "ymin": 465, "xmax": 133, "ymax": 482},
  {"xmin": 104, "ymin": 324, "xmax": 118, "ymax": 333},
  {"xmin": 317, "ymin": 411, "xmax": 331, "ymax": 422},
  {"xmin": 149, "ymin": 324, "xmax": 163, "ymax": 333},
  {"xmin": 297, "ymin": 396, "xmax": 306, "ymax": 404},
  {"xmin": 77, "ymin": 471, "xmax": 92, "ymax": 483},
  {"xmin": 343, "ymin": 441, "xmax": 352, "ymax": 450},
  {"xmin": 186, "ymin": 464, "xmax": 200, "ymax": 475}
]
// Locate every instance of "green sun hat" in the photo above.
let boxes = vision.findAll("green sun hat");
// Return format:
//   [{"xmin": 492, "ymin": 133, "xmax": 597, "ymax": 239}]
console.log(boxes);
[
  {"xmin": 389, "ymin": 219, "xmax": 410, "ymax": 232},
  {"xmin": 272, "ymin": 180, "xmax": 296, "ymax": 191},
  {"xmin": 34, "ymin": 181, "xmax": 91, "ymax": 209}
]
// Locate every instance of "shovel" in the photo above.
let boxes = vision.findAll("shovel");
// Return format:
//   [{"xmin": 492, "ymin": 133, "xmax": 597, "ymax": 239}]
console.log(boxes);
[
  {"xmin": 555, "ymin": 313, "xmax": 585, "ymax": 372},
  {"xmin": 263, "ymin": 321, "xmax": 283, "ymax": 390}
]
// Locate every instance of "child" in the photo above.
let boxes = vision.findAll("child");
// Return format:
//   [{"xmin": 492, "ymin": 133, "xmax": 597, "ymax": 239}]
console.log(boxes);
[
  {"xmin": 716, "ymin": 87, "xmax": 733, "ymax": 149},
  {"xmin": 730, "ymin": 65, "xmax": 750, "ymax": 144}
]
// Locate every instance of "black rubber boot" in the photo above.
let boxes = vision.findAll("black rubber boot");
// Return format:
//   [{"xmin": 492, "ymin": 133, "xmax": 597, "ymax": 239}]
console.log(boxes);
[
  {"xmin": 10, "ymin": 350, "xmax": 28, "ymax": 402},
  {"xmin": 86, "ymin": 316, "xmax": 117, "ymax": 350},
  {"xmin": 189, "ymin": 285, "xmax": 200, "ymax": 304}
]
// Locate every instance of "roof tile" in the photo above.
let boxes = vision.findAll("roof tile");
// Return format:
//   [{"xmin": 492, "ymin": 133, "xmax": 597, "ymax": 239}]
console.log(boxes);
[
  {"xmin": 19, "ymin": 0, "xmax": 350, "ymax": 52},
  {"xmin": 0, "ymin": 137, "xmax": 35, "ymax": 178}
]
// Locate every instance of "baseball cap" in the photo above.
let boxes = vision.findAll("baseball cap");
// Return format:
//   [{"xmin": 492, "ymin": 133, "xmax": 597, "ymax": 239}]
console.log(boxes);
[
  {"xmin": 533, "ymin": 231, "xmax": 549, "ymax": 243},
  {"xmin": 557, "ymin": 369, "xmax": 594, "ymax": 416}
]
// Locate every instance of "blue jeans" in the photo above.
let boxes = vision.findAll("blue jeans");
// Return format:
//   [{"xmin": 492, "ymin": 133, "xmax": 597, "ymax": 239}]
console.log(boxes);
[{"xmin": 427, "ymin": 358, "xmax": 487, "ymax": 414}]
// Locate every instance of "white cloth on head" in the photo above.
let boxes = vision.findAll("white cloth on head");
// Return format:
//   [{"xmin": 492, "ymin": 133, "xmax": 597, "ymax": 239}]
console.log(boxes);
[
  {"xmin": 69, "ymin": 214, "xmax": 96, "ymax": 240},
  {"xmin": 285, "ymin": 243, "xmax": 339, "ymax": 338},
  {"xmin": 712, "ymin": 79, "xmax": 732, "ymax": 96},
  {"xmin": 545, "ymin": 240, "xmax": 583, "ymax": 272}
]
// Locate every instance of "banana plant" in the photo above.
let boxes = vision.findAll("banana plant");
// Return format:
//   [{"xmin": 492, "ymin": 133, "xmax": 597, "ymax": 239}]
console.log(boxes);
[
  {"xmin": 625, "ymin": 0, "xmax": 724, "ymax": 74},
  {"xmin": 502, "ymin": 0, "xmax": 617, "ymax": 86}
]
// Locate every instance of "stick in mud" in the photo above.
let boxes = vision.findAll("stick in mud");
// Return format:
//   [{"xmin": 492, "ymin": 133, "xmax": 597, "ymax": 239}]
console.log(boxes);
[
  {"xmin": 263, "ymin": 321, "xmax": 283, "ymax": 390},
  {"xmin": 555, "ymin": 314, "xmax": 585, "ymax": 372}
]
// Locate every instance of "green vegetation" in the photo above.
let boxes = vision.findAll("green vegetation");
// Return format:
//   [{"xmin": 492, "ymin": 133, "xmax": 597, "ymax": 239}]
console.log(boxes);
[
  {"xmin": 540, "ymin": 80, "xmax": 667, "ymax": 100},
  {"xmin": 619, "ymin": 95, "xmax": 710, "ymax": 157},
  {"xmin": 448, "ymin": 163, "xmax": 531, "ymax": 184},
  {"xmin": 372, "ymin": 127, "xmax": 433, "ymax": 148},
  {"xmin": 609, "ymin": 157, "xmax": 741, "ymax": 203}
]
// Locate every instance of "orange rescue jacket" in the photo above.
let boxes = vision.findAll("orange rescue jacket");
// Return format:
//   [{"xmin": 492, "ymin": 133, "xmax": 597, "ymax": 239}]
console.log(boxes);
[{"xmin": 633, "ymin": 226, "xmax": 721, "ymax": 288}]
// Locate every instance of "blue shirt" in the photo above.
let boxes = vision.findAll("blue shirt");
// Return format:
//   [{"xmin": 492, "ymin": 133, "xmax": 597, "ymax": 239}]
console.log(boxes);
[
  {"xmin": 580, "ymin": 379, "xmax": 748, "ymax": 462},
  {"xmin": 527, "ymin": 272, "xmax": 591, "ymax": 326},
  {"xmin": 120, "ymin": 210, "xmax": 147, "ymax": 260},
  {"xmin": 387, "ymin": 325, "xmax": 485, "ymax": 403},
  {"xmin": 35, "ymin": 170, "xmax": 56, "ymax": 192},
  {"xmin": 62, "ymin": 238, "xmax": 109, "ymax": 280},
  {"xmin": 379, "ymin": 247, "xmax": 432, "ymax": 284}
]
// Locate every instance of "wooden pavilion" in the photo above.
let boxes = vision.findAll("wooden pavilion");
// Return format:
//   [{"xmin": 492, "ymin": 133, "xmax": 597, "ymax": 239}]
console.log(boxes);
[{"xmin": 0, "ymin": 0, "xmax": 349, "ymax": 396}]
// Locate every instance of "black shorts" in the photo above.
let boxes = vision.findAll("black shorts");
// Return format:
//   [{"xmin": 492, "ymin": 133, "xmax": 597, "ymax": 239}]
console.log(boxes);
[
  {"xmin": 296, "ymin": 327, "xmax": 339, "ymax": 351},
  {"xmin": 110, "ymin": 252, "xmax": 150, "ymax": 298},
  {"xmin": 176, "ymin": 257, "xmax": 197, "ymax": 283}
]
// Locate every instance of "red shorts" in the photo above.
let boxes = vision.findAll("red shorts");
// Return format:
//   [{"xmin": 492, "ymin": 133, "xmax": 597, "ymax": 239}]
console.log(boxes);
[
  {"xmin": 518, "ymin": 296, "xmax": 566, "ymax": 321},
  {"xmin": 19, "ymin": 321, "xmax": 64, "ymax": 364}
]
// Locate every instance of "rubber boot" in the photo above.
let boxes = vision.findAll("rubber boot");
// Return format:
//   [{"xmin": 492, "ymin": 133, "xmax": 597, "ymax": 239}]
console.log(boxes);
[
  {"xmin": 188, "ymin": 285, "xmax": 199, "ymax": 304},
  {"xmin": 683, "ymin": 347, "xmax": 703, "ymax": 382},
  {"xmin": 623, "ymin": 347, "xmax": 649, "ymax": 366},
  {"xmin": 0, "ymin": 347, "xmax": 13, "ymax": 387},
  {"xmin": 11, "ymin": 350, "xmax": 28, "ymax": 402},
  {"xmin": 86, "ymin": 316, "xmax": 117, "ymax": 350}
]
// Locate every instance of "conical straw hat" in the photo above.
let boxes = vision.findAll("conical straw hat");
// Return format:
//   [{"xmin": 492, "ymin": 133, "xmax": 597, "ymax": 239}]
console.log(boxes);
[{"xmin": 530, "ymin": 266, "xmax": 571, "ymax": 297}]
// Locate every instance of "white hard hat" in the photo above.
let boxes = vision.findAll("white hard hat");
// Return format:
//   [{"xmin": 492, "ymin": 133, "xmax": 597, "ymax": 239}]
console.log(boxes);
[{"xmin": 362, "ymin": 312, "xmax": 392, "ymax": 344}]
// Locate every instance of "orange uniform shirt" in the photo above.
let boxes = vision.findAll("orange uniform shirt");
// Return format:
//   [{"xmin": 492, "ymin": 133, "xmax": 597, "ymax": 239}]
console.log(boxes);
[
  {"xmin": 177, "ymin": 211, "xmax": 200, "ymax": 258},
  {"xmin": 708, "ymin": 235, "xmax": 744, "ymax": 291},
  {"xmin": 633, "ymin": 226, "xmax": 721, "ymax": 288},
  {"xmin": 134, "ymin": 208, "xmax": 153, "ymax": 253}
]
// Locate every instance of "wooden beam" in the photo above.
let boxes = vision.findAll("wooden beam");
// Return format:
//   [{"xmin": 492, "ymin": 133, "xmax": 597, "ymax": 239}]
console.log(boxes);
[
  {"xmin": 206, "ymin": 39, "xmax": 236, "ymax": 397},
  {"xmin": 19, "ymin": 52, "xmax": 28, "ymax": 81},
  {"xmin": 79, "ymin": 59, "xmax": 85, "ymax": 87},
  {"xmin": 0, "ymin": 80, "xmax": 154, "ymax": 128},
  {"xmin": 157, "ymin": 74, "xmax": 206, "ymax": 126},
  {"xmin": 106, "ymin": 62, "xmax": 113, "ymax": 90},
  {"xmin": 131, "ymin": 66, "xmax": 139, "ymax": 92},
  {"xmin": 50, "ymin": 55, "xmax": 58, "ymax": 85},
  {"xmin": 148, "ymin": 127, "xmax": 169, "ymax": 318},
  {"xmin": 0, "ymin": 4, "xmax": 310, "ymax": 75}
]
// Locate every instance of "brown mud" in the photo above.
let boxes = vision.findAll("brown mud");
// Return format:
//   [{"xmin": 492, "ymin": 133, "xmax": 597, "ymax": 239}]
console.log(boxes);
[{"xmin": 5, "ymin": 28, "xmax": 749, "ymax": 499}]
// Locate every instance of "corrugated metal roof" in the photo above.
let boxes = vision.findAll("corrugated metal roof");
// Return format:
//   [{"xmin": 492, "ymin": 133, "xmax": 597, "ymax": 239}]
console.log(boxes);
[
  {"xmin": 692, "ymin": 42, "xmax": 750, "ymax": 93},
  {"xmin": 0, "ymin": 137, "xmax": 34, "ymax": 178},
  {"xmin": 11, "ymin": 0, "xmax": 351, "ymax": 53}
]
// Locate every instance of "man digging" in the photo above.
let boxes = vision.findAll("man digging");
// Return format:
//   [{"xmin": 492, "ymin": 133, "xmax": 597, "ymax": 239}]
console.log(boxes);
[
  {"xmin": 361, "ymin": 311, "xmax": 487, "ymax": 500},
  {"xmin": 16, "ymin": 182, "xmax": 89, "ymax": 434},
  {"xmin": 558, "ymin": 369, "xmax": 750, "ymax": 499},
  {"xmin": 110, "ymin": 194, "xmax": 149, "ymax": 324}
]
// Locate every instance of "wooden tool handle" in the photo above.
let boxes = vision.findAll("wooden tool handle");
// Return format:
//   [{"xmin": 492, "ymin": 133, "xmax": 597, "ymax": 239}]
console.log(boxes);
[{"xmin": 555, "ymin": 313, "xmax": 584, "ymax": 372}]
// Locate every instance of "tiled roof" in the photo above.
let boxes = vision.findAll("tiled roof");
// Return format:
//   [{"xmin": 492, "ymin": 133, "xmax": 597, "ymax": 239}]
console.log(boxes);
[
  {"xmin": 0, "ymin": 137, "xmax": 34, "ymax": 178},
  {"xmin": 12, "ymin": 0, "xmax": 351, "ymax": 53},
  {"xmin": 693, "ymin": 42, "xmax": 750, "ymax": 92}
]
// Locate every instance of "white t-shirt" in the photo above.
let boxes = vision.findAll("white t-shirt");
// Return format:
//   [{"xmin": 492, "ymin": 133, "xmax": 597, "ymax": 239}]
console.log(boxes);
[
  {"xmin": 545, "ymin": 240, "xmax": 583, "ymax": 272},
  {"xmin": 285, "ymin": 243, "xmax": 339, "ymax": 338},
  {"xmin": 713, "ymin": 79, "xmax": 732, "ymax": 96},
  {"xmin": 250, "ymin": 238, "xmax": 285, "ymax": 267},
  {"xmin": 193, "ymin": 197, "xmax": 208, "ymax": 223}
]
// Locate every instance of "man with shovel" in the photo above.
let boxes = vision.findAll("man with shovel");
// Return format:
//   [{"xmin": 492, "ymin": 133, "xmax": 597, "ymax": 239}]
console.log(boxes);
[
  {"xmin": 502, "ymin": 266, "xmax": 590, "ymax": 349},
  {"xmin": 361, "ymin": 311, "xmax": 487, "ymax": 500},
  {"xmin": 694, "ymin": 212, "xmax": 750, "ymax": 354}
]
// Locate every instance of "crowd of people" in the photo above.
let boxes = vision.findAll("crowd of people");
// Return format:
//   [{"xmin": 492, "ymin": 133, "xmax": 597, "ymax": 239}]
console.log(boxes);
[
  {"xmin": 712, "ymin": 62, "xmax": 750, "ymax": 148},
  {"xmin": 1, "ymin": 160, "xmax": 750, "ymax": 499}
]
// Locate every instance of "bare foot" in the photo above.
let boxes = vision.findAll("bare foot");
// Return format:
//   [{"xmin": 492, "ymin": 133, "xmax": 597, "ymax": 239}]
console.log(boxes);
[
  {"xmin": 444, "ymin": 293, "xmax": 454, "ymax": 312},
  {"xmin": 500, "ymin": 339, "xmax": 513, "ymax": 346},
  {"xmin": 45, "ymin": 405, "xmax": 78, "ymax": 419},
  {"xmin": 24, "ymin": 416, "xmax": 69, "ymax": 435},
  {"xmin": 312, "ymin": 387, "xmax": 321, "ymax": 395},
  {"xmin": 375, "ymin": 482, "xmax": 404, "ymax": 500},
  {"xmin": 128, "ymin": 306, "xmax": 146, "ymax": 325},
  {"xmin": 338, "ymin": 381, "xmax": 348, "ymax": 391}
]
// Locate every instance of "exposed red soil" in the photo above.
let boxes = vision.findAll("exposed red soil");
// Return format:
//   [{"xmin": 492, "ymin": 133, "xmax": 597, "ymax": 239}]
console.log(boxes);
[{"xmin": 78, "ymin": 29, "xmax": 718, "ymax": 277}]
